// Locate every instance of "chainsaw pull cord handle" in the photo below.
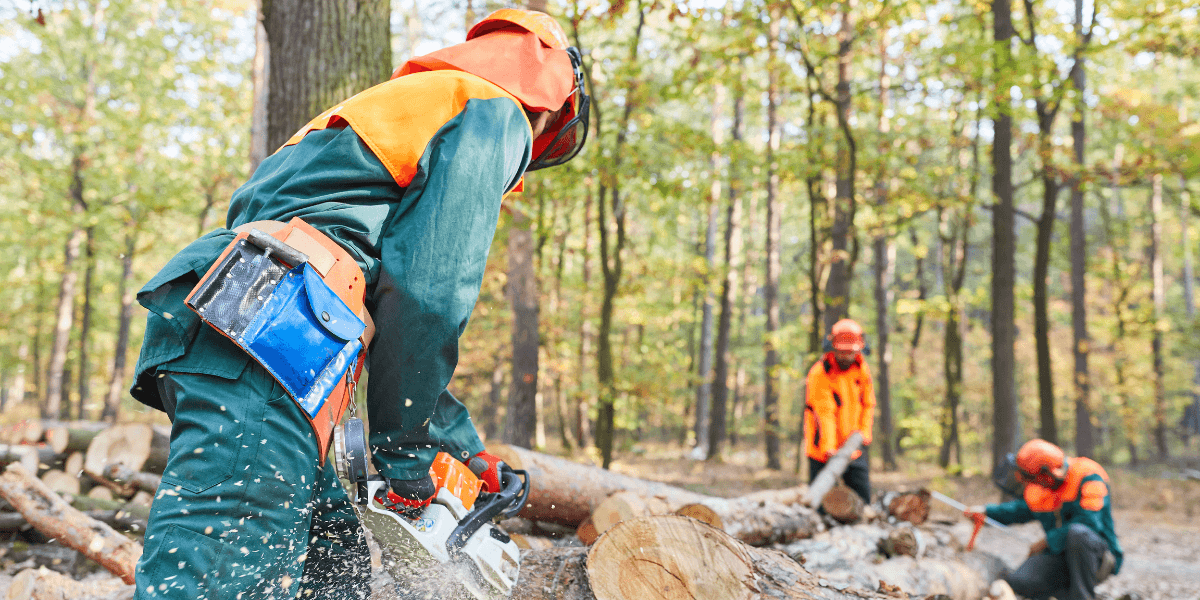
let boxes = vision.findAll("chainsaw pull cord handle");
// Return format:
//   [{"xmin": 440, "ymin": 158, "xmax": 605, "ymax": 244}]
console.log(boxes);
[{"xmin": 446, "ymin": 469, "xmax": 528, "ymax": 557}]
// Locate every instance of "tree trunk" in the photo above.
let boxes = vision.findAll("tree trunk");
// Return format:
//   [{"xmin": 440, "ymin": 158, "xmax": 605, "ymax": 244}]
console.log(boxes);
[
  {"xmin": 762, "ymin": 8, "xmax": 782, "ymax": 471},
  {"xmin": 873, "ymin": 32, "xmax": 896, "ymax": 471},
  {"xmin": 249, "ymin": 0, "xmax": 270, "ymax": 174},
  {"xmin": 708, "ymin": 73, "xmax": 744, "ymax": 463},
  {"xmin": 576, "ymin": 185, "xmax": 594, "ymax": 451},
  {"xmin": 1033, "ymin": 127, "xmax": 1061, "ymax": 446},
  {"xmin": 101, "ymin": 230, "xmax": 137, "ymax": 422},
  {"xmin": 693, "ymin": 83, "xmax": 725, "ymax": 456},
  {"xmin": 504, "ymin": 210, "xmax": 539, "ymax": 449},
  {"xmin": 1069, "ymin": 0, "xmax": 1094, "ymax": 459},
  {"xmin": 594, "ymin": 4, "xmax": 643, "ymax": 469},
  {"xmin": 1183, "ymin": 174, "xmax": 1200, "ymax": 452},
  {"xmin": 991, "ymin": 0, "xmax": 1020, "ymax": 475},
  {"xmin": 76, "ymin": 226, "xmax": 96, "ymax": 420},
  {"xmin": 823, "ymin": 3, "xmax": 858, "ymax": 330},
  {"xmin": 1150, "ymin": 172, "xmax": 1168, "ymax": 460},
  {"xmin": 262, "ymin": 0, "xmax": 392, "ymax": 150},
  {"xmin": 907, "ymin": 226, "xmax": 927, "ymax": 381},
  {"xmin": 45, "ymin": 156, "xmax": 86, "ymax": 420}
]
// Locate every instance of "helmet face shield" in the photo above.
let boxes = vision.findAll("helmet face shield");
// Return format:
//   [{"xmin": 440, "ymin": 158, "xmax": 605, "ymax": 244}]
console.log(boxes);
[{"xmin": 528, "ymin": 47, "xmax": 590, "ymax": 171}]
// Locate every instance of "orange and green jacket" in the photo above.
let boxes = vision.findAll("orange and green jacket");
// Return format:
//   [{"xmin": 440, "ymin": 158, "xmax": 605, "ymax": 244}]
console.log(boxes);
[
  {"xmin": 986, "ymin": 457, "xmax": 1123, "ymax": 573},
  {"xmin": 804, "ymin": 352, "xmax": 875, "ymax": 461}
]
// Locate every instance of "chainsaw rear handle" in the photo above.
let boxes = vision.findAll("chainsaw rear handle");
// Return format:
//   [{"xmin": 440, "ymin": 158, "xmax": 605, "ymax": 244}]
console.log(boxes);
[{"xmin": 446, "ymin": 468, "xmax": 529, "ymax": 556}]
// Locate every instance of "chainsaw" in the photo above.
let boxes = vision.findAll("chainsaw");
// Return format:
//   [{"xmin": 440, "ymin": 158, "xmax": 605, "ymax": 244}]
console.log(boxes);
[{"xmin": 333, "ymin": 418, "xmax": 529, "ymax": 599}]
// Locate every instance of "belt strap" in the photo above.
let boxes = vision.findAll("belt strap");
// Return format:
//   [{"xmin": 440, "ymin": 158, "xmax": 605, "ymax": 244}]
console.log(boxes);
[{"xmin": 233, "ymin": 219, "xmax": 375, "ymax": 349}]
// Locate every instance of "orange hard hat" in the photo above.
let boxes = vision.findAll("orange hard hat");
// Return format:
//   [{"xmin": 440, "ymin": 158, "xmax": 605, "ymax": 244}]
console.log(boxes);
[
  {"xmin": 829, "ymin": 319, "xmax": 865, "ymax": 352},
  {"xmin": 1015, "ymin": 439, "xmax": 1066, "ymax": 483},
  {"xmin": 468, "ymin": 8, "xmax": 571, "ymax": 50}
]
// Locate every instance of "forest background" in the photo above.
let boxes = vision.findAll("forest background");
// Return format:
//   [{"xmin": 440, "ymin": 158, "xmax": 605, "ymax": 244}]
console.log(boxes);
[{"xmin": 2, "ymin": 0, "xmax": 1199, "ymax": 481}]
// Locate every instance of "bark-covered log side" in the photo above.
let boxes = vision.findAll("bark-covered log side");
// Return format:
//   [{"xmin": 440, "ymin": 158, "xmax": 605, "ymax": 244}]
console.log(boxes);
[
  {"xmin": 511, "ymin": 546, "xmax": 596, "ymax": 600},
  {"xmin": 587, "ymin": 515, "xmax": 890, "ymax": 600},
  {"xmin": 6, "ymin": 567, "xmax": 129, "ymax": 600},
  {"xmin": 0, "ymin": 464, "xmax": 141, "ymax": 583}
]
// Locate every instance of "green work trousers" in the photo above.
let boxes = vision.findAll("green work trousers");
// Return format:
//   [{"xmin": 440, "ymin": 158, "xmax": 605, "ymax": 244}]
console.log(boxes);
[{"xmin": 134, "ymin": 346, "xmax": 370, "ymax": 600}]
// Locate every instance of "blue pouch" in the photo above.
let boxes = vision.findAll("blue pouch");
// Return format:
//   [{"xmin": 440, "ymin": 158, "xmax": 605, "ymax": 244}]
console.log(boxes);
[{"xmin": 238, "ymin": 263, "xmax": 364, "ymax": 418}]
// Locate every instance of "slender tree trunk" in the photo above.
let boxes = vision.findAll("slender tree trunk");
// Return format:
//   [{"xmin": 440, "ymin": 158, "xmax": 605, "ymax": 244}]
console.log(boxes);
[
  {"xmin": 939, "ymin": 210, "xmax": 970, "ymax": 469},
  {"xmin": 694, "ymin": 84, "xmax": 725, "ymax": 455},
  {"xmin": 1033, "ymin": 168, "xmax": 1060, "ymax": 445},
  {"xmin": 823, "ymin": 3, "xmax": 857, "ymax": 330},
  {"xmin": 1183, "ymin": 176, "xmax": 1200, "ymax": 450},
  {"xmin": 907, "ymin": 227, "xmax": 927, "ymax": 380},
  {"xmin": 577, "ymin": 185, "xmax": 593, "ymax": 450},
  {"xmin": 101, "ymin": 231, "xmax": 137, "ymax": 422},
  {"xmin": 76, "ymin": 226, "xmax": 96, "ymax": 420},
  {"xmin": 1103, "ymin": 151, "xmax": 1139, "ymax": 464},
  {"xmin": 1069, "ymin": 0, "xmax": 1094, "ymax": 456},
  {"xmin": 486, "ymin": 352, "xmax": 505, "ymax": 441},
  {"xmin": 504, "ymin": 210, "xmax": 539, "ymax": 449},
  {"xmin": 249, "ymin": 0, "xmax": 269, "ymax": 174},
  {"xmin": 1150, "ymin": 173, "xmax": 1168, "ymax": 460},
  {"xmin": 262, "ymin": 0, "xmax": 392, "ymax": 150},
  {"xmin": 762, "ymin": 8, "xmax": 783, "ymax": 470},
  {"xmin": 46, "ymin": 156, "xmax": 87, "ymax": 420},
  {"xmin": 595, "ymin": 4, "xmax": 643, "ymax": 468},
  {"xmin": 708, "ymin": 74, "xmax": 744, "ymax": 463},
  {"xmin": 873, "ymin": 31, "xmax": 896, "ymax": 471},
  {"xmin": 991, "ymin": 0, "xmax": 1020, "ymax": 474}
]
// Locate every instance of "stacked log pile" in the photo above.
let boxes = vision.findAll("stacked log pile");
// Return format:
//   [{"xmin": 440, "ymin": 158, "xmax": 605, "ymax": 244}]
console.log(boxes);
[{"xmin": 0, "ymin": 431, "xmax": 1006, "ymax": 600}]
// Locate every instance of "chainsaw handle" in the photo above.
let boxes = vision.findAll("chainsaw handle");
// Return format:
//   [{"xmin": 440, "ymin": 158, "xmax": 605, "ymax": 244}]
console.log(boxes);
[{"xmin": 446, "ymin": 469, "xmax": 528, "ymax": 556}]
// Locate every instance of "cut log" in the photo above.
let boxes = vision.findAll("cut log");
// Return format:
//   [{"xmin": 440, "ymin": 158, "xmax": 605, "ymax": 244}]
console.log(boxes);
[
  {"xmin": 805, "ymin": 431, "xmax": 864, "ymax": 509},
  {"xmin": 674, "ymin": 503, "xmax": 724, "ymax": 530},
  {"xmin": 0, "ymin": 464, "xmax": 142, "ymax": 583},
  {"xmin": 88, "ymin": 486, "xmax": 115, "ymax": 501},
  {"xmin": 510, "ymin": 532, "xmax": 557, "ymax": 551},
  {"xmin": 576, "ymin": 515, "xmax": 600, "ymax": 545},
  {"xmin": 822, "ymin": 485, "xmax": 865, "ymax": 524},
  {"xmin": 44, "ymin": 422, "xmax": 106, "ymax": 454},
  {"xmin": 22, "ymin": 419, "xmax": 46, "ymax": 444},
  {"xmin": 586, "ymin": 515, "xmax": 890, "ymax": 600},
  {"xmin": 487, "ymin": 444, "xmax": 819, "ymax": 546},
  {"xmin": 101, "ymin": 464, "xmax": 162, "ymax": 494},
  {"xmin": 887, "ymin": 489, "xmax": 931, "ymax": 525},
  {"xmin": 41, "ymin": 468, "xmax": 81, "ymax": 496},
  {"xmin": 84, "ymin": 423, "xmax": 170, "ymax": 477},
  {"xmin": 6, "ymin": 567, "xmax": 128, "ymax": 600},
  {"xmin": 591, "ymin": 491, "xmax": 672, "ymax": 538},
  {"xmin": 0, "ymin": 443, "xmax": 39, "ymax": 474},
  {"xmin": 65, "ymin": 451, "xmax": 85, "ymax": 476}
]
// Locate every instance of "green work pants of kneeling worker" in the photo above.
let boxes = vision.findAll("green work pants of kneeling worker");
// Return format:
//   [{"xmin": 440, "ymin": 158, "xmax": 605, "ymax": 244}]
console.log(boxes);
[{"xmin": 135, "ymin": 331, "xmax": 370, "ymax": 600}]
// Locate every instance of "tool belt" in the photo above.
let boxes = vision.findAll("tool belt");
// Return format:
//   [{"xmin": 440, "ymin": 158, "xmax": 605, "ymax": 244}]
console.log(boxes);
[{"xmin": 185, "ymin": 217, "xmax": 375, "ymax": 462}]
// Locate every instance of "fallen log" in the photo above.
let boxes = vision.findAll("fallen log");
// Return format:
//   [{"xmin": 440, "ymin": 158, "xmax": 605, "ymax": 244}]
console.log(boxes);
[
  {"xmin": 0, "ymin": 464, "xmax": 142, "ymax": 583},
  {"xmin": 590, "ymin": 491, "xmax": 672, "ymax": 539},
  {"xmin": 41, "ymin": 468, "xmax": 81, "ymax": 496},
  {"xmin": 805, "ymin": 431, "xmax": 864, "ymax": 509},
  {"xmin": 511, "ymin": 546, "xmax": 595, "ymax": 600},
  {"xmin": 822, "ymin": 484, "xmax": 864, "ymax": 524},
  {"xmin": 84, "ymin": 423, "xmax": 169, "ymax": 477},
  {"xmin": 44, "ymin": 421, "xmax": 106, "ymax": 454},
  {"xmin": 487, "ymin": 445, "xmax": 820, "ymax": 546},
  {"xmin": 101, "ymin": 464, "xmax": 162, "ymax": 495},
  {"xmin": 886, "ymin": 489, "xmax": 932, "ymax": 525},
  {"xmin": 586, "ymin": 515, "xmax": 891, "ymax": 600},
  {"xmin": 5, "ymin": 567, "xmax": 128, "ymax": 600}
]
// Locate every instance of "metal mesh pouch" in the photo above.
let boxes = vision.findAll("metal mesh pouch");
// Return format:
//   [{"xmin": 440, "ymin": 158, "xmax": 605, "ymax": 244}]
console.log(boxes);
[{"xmin": 186, "ymin": 231, "xmax": 364, "ymax": 418}]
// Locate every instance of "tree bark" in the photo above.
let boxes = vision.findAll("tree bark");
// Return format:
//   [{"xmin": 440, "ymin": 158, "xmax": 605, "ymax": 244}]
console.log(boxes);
[
  {"xmin": 1150, "ymin": 172, "xmax": 1168, "ymax": 459},
  {"xmin": 991, "ymin": 0, "xmax": 1020, "ymax": 476},
  {"xmin": 6, "ymin": 568, "xmax": 129, "ymax": 600},
  {"xmin": 694, "ymin": 83, "xmax": 724, "ymax": 457},
  {"xmin": 873, "ymin": 32, "xmax": 896, "ymax": 471},
  {"xmin": 708, "ymin": 73, "xmax": 744, "ymax": 463},
  {"xmin": 261, "ymin": 0, "xmax": 392, "ymax": 150},
  {"xmin": 46, "ymin": 153, "xmax": 87, "ymax": 420},
  {"xmin": 823, "ymin": 3, "xmax": 858, "ymax": 330},
  {"xmin": 1070, "ymin": 0, "xmax": 1094, "ymax": 459},
  {"xmin": 249, "ymin": 0, "xmax": 270, "ymax": 174},
  {"xmin": 76, "ymin": 226, "xmax": 96, "ymax": 420},
  {"xmin": 762, "ymin": 8, "xmax": 783, "ymax": 471},
  {"xmin": 101, "ymin": 230, "xmax": 137, "ymax": 422},
  {"xmin": 505, "ymin": 209, "xmax": 540, "ymax": 449},
  {"xmin": 1033, "ymin": 135, "xmax": 1060, "ymax": 446}
]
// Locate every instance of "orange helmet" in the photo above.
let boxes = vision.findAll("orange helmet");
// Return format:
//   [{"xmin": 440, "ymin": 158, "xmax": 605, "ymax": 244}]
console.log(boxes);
[
  {"xmin": 1015, "ymin": 439, "xmax": 1067, "ymax": 487},
  {"xmin": 468, "ymin": 8, "xmax": 571, "ymax": 50},
  {"xmin": 829, "ymin": 319, "xmax": 866, "ymax": 352}
]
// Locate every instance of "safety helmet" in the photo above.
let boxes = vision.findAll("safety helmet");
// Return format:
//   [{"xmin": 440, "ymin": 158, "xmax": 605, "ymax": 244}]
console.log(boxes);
[
  {"xmin": 468, "ymin": 9, "xmax": 590, "ymax": 171},
  {"xmin": 829, "ymin": 319, "xmax": 866, "ymax": 352},
  {"xmin": 1015, "ymin": 439, "xmax": 1068, "ymax": 488}
]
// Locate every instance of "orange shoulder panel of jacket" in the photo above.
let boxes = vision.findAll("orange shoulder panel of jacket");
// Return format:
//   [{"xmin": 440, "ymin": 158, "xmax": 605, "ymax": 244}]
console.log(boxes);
[
  {"xmin": 1060, "ymin": 457, "xmax": 1108, "ymax": 503},
  {"xmin": 281, "ymin": 71, "xmax": 527, "ymax": 188},
  {"xmin": 1079, "ymin": 479, "xmax": 1108, "ymax": 511},
  {"xmin": 1024, "ymin": 482, "xmax": 1058, "ymax": 512}
]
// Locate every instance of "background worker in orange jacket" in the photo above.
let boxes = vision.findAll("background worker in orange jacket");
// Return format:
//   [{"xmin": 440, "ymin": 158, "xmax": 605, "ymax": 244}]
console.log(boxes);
[
  {"xmin": 804, "ymin": 318, "xmax": 876, "ymax": 503},
  {"xmin": 966, "ymin": 440, "xmax": 1121, "ymax": 600}
]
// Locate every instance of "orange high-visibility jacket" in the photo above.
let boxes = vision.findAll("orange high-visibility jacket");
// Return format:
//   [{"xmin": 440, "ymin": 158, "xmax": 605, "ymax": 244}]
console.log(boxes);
[{"xmin": 804, "ymin": 352, "xmax": 875, "ymax": 461}]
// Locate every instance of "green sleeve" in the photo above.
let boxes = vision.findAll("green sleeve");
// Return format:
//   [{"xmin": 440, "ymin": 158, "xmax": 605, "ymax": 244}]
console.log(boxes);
[
  {"xmin": 985, "ymin": 499, "xmax": 1034, "ymax": 525},
  {"xmin": 366, "ymin": 97, "xmax": 531, "ymax": 480}
]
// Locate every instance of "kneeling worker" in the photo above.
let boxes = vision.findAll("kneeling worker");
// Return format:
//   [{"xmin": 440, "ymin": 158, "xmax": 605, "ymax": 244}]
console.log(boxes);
[
  {"xmin": 804, "ymin": 318, "xmax": 875, "ymax": 504},
  {"xmin": 966, "ymin": 439, "xmax": 1122, "ymax": 600}
]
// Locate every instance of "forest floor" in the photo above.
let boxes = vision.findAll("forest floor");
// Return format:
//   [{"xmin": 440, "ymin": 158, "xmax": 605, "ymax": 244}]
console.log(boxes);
[{"xmin": 606, "ymin": 445, "xmax": 1200, "ymax": 600}]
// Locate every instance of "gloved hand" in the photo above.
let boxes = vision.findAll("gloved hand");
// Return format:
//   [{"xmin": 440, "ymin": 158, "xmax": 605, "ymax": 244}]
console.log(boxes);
[
  {"xmin": 467, "ymin": 451, "xmax": 508, "ymax": 493},
  {"xmin": 1028, "ymin": 538, "xmax": 1048, "ymax": 557},
  {"xmin": 379, "ymin": 474, "xmax": 436, "ymax": 518}
]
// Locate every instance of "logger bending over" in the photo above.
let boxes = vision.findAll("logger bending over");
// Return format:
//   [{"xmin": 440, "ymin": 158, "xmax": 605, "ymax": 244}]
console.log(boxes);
[
  {"xmin": 127, "ymin": 9, "xmax": 589, "ymax": 598},
  {"xmin": 966, "ymin": 439, "xmax": 1122, "ymax": 600},
  {"xmin": 804, "ymin": 318, "xmax": 876, "ymax": 504}
]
